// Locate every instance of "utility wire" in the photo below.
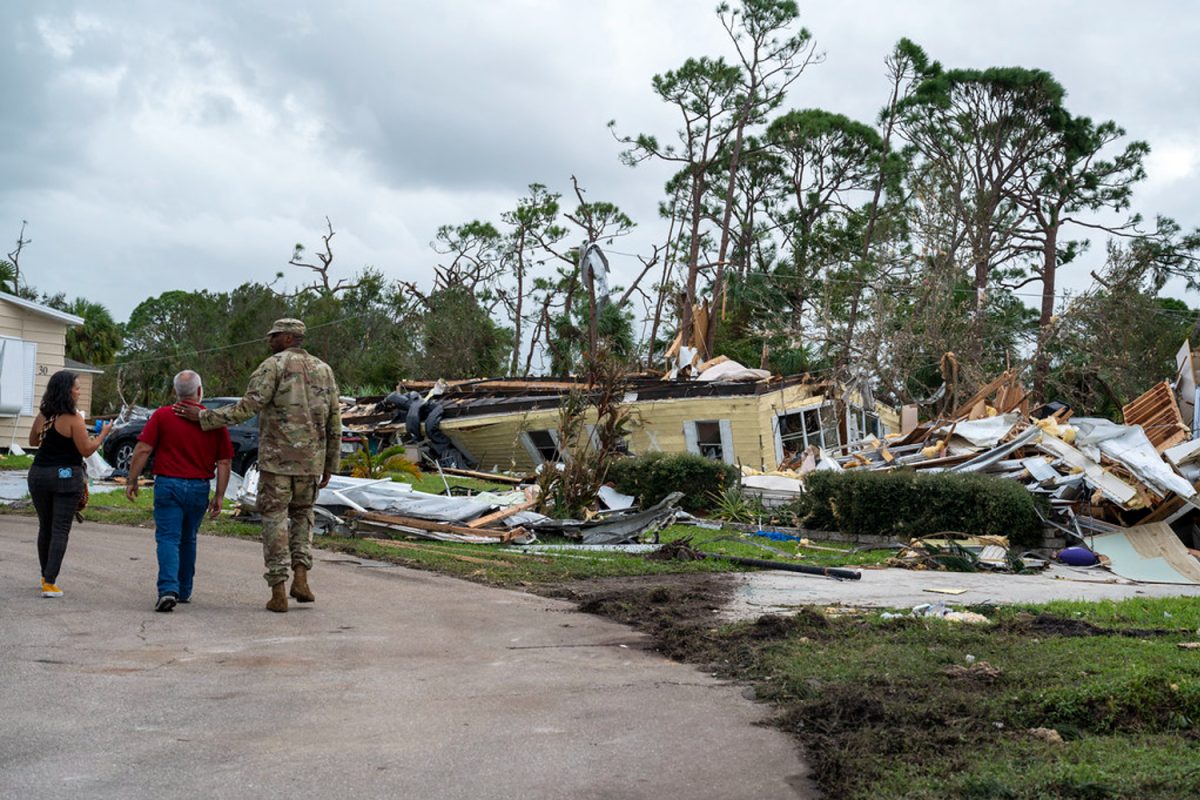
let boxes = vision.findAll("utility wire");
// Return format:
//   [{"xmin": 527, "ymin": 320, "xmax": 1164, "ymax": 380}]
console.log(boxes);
[{"xmin": 90, "ymin": 310, "xmax": 385, "ymax": 371}]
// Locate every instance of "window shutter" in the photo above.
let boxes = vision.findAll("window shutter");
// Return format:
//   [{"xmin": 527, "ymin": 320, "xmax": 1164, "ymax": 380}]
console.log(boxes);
[
  {"xmin": 682, "ymin": 421, "xmax": 700, "ymax": 455},
  {"xmin": 548, "ymin": 428, "xmax": 565, "ymax": 463},
  {"xmin": 771, "ymin": 414, "xmax": 784, "ymax": 467},
  {"xmin": 0, "ymin": 338, "xmax": 20, "ymax": 416},
  {"xmin": 518, "ymin": 431, "xmax": 542, "ymax": 464},
  {"xmin": 718, "ymin": 419, "xmax": 735, "ymax": 465}
]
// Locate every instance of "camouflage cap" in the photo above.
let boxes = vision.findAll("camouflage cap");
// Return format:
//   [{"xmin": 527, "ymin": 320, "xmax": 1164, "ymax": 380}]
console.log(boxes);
[{"xmin": 266, "ymin": 318, "xmax": 306, "ymax": 337}]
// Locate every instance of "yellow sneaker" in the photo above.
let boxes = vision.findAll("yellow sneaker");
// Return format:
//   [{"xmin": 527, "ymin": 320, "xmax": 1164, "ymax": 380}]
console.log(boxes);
[{"xmin": 41, "ymin": 580, "xmax": 63, "ymax": 598}]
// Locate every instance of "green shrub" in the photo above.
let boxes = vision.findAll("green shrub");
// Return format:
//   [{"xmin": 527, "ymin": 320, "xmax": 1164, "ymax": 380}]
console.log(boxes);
[
  {"xmin": 608, "ymin": 452, "xmax": 738, "ymax": 514},
  {"xmin": 795, "ymin": 469, "xmax": 1046, "ymax": 547}
]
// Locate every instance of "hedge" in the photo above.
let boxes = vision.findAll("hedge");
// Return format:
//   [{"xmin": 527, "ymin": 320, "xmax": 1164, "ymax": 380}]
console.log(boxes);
[
  {"xmin": 607, "ymin": 452, "xmax": 739, "ymax": 514},
  {"xmin": 793, "ymin": 469, "xmax": 1047, "ymax": 547}
]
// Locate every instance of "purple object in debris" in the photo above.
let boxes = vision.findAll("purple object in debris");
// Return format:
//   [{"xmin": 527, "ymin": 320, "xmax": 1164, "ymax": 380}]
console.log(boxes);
[{"xmin": 1056, "ymin": 546, "xmax": 1099, "ymax": 567}]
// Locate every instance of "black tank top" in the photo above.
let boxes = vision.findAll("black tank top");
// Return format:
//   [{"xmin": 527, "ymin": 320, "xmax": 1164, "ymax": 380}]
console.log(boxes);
[{"xmin": 32, "ymin": 419, "xmax": 84, "ymax": 468}]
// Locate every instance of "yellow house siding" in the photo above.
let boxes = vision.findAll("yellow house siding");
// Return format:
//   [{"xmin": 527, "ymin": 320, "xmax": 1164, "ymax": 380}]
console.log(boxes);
[
  {"xmin": 434, "ymin": 380, "xmax": 895, "ymax": 474},
  {"xmin": 440, "ymin": 408, "xmax": 563, "ymax": 472},
  {"xmin": 621, "ymin": 396, "xmax": 762, "ymax": 465},
  {"xmin": 76, "ymin": 373, "xmax": 95, "ymax": 417},
  {"xmin": 0, "ymin": 298, "xmax": 73, "ymax": 449}
]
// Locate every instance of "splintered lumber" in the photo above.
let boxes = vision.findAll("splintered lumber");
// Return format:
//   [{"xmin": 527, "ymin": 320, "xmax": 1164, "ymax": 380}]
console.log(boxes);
[
  {"xmin": 1122, "ymin": 380, "xmax": 1190, "ymax": 452},
  {"xmin": 439, "ymin": 467, "xmax": 525, "ymax": 485},
  {"xmin": 350, "ymin": 511, "xmax": 526, "ymax": 542},
  {"xmin": 465, "ymin": 497, "xmax": 537, "ymax": 528},
  {"xmin": 949, "ymin": 369, "xmax": 1018, "ymax": 420},
  {"xmin": 697, "ymin": 354, "xmax": 730, "ymax": 373}
]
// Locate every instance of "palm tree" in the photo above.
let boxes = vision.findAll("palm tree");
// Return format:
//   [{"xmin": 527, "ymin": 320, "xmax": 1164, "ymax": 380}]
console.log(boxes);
[
  {"xmin": 342, "ymin": 444, "xmax": 422, "ymax": 481},
  {"xmin": 60, "ymin": 299, "xmax": 124, "ymax": 366},
  {"xmin": 0, "ymin": 260, "xmax": 16, "ymax": 294}
]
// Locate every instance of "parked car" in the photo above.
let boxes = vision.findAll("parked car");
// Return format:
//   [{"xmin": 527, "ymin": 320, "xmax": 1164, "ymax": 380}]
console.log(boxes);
[
  {"xmin": 106, "ymin": 398, "xmax": 367, "ymax": 477},
  {"xmin": 104, "ymin": 397, "xmax": 260, "ymax": 476}
]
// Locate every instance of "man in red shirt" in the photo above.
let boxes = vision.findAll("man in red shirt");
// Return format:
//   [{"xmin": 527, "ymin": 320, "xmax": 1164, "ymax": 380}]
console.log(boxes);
[{"xmin": 126, "ymin": 370, "xmax": 233, "ymax": 612}]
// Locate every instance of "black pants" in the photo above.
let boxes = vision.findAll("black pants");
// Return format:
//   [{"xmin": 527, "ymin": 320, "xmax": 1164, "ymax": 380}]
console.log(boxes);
[{"xmin": 28, "ymin": 464, "xmax": 84, "ymax": 584}]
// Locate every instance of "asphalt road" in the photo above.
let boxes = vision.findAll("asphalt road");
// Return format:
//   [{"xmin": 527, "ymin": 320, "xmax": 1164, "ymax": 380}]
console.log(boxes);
[{"xmin": 0, "ymin": 515, "xmax": 811, "ymax": 799}]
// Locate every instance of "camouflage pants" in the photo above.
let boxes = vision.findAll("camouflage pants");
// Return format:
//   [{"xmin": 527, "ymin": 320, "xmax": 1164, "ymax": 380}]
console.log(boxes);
[{"xmin": 256, "ymin": 471, "xmax": 319, "ymax": 586}]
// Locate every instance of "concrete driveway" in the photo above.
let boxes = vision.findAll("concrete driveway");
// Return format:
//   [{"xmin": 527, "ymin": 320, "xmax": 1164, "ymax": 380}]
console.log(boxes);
[
  {"xmin": 0, "ymin": 516, "xmax": 811, "ymax": 799},
  {"xmin": 727, "ymin": 561, "xmax": 1200, "ymax": 619}
]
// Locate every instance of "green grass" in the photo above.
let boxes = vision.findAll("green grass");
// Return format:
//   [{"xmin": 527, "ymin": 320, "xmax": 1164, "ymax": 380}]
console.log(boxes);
[
  {"xmin": 390, "ymin": 472, "xmax": 513, "ymax": 495},
  {"xmin": 0, "ymin": 453, "xmax": 34, "ymax": 470},
  {"xmin": 732, "ymin": 598, "xmax": 1200, "ymax": 799},
  {"xmin": 80, "ymin": 488, "xmax": 263, "ymax": 538},
  {"xmin": 327, "ymin": 524, "xmax": 890, "ymax": 587}
]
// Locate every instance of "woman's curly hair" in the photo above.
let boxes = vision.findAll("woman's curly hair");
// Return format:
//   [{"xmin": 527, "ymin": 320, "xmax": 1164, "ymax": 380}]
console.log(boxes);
[{"xmin": 39, "ymin": 370, "xmax": 78, "ymax": 417}]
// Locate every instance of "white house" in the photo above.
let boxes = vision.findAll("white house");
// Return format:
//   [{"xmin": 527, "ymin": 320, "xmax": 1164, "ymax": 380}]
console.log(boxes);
[{"xmin": 0, "ymin": 292, "xmax": 85, "ymax": 449}]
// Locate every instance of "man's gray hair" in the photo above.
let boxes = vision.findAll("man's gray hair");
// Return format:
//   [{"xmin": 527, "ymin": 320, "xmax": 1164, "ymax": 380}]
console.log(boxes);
[{"xmin": 173, "ymin": 370, "xmax": 202, "ymax": 399}]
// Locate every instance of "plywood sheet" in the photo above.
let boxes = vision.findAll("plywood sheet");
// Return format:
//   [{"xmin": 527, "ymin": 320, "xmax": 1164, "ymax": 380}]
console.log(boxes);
[{"xmin": 1091, "ymin": 522, "xmax": 1200, "ymax": 585}]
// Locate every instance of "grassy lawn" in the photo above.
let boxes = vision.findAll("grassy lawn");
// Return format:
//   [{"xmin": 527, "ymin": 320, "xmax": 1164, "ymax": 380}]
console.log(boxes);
[
  {"xmin": 718, "ymin": 599, "xmax": 1200, "ymax": 799},
  {"xmin": 78, "ymin": 488, "xmax": 264, "ymax": 537},
  {"xmin": 319, "ymin": 522, "xmax": 891, "ymax": 585},
  {"xmin": 0, "ymin": 453, "xmax": 34, "ymax": 470}
]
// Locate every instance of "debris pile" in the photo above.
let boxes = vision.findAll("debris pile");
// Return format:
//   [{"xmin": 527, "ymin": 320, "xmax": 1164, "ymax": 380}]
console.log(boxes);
[
  {"xmin": 233, "ymin": 466, "xmax": 683, "ymax": 547},
  {"xmin": 748, "ymin": 352, "xmax": 1200, "ymax": 585}
]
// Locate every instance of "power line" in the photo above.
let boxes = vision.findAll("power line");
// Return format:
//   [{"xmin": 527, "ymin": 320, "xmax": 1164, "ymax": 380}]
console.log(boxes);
[{"xmin": 90, "ymin": 310, "xmax": 384, "ymax": 371}]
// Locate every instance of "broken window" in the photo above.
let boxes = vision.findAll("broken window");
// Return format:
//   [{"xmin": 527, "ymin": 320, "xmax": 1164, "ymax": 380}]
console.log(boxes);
[
  {"xmin": 846, "ymin": 405, "xmax": 882, "ymax": 445},
  {"xmin": 683, "ymin": 419, "xmax": 734, "ymax": 464},
  {"xmin": 585, "ymin": 424, "xmax": 631, "ymax": 455},
  {"xmin": 520, "ymin": 429, "xmax": 561, "ymax": 463},
  {"xmin": 775, "ymin": 403, "xmax": 840, "ymax": 461}
]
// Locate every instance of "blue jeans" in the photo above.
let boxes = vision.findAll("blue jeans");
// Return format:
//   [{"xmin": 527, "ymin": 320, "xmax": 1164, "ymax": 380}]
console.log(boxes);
[{"xmin": 152, "ymin": 476, "xmax": 210, "ymax": 599}]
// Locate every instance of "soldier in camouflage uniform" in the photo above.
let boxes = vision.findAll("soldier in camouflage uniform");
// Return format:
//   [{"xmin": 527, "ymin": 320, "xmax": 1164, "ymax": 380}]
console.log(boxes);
[{"xmin": 175, "ymin": 318, "xmax": 341, "ymax": 613}]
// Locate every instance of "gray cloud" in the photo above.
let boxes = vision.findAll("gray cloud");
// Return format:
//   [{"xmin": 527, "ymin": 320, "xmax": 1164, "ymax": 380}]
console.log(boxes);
[{"xmin": 3, "ymin": 0, "xmax": 1198, "ymax": 321}]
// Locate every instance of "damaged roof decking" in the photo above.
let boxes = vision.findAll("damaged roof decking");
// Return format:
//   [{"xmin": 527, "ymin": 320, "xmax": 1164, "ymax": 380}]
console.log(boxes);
[
  {"xmin": 437, "ymin": 374, "xmax": 826, "ymax": 415},
  {"xmin": 349, "ymin": 373, "xmax": 829, "ymax": 423}
]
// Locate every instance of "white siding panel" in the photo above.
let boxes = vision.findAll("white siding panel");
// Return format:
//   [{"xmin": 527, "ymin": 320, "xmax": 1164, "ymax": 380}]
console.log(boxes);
[
  {"xmin": 682, "ymin": 421, "xmax": 699, "ymax": 455},
  {"xmin": 718, "ymin": 419, "xmax": 735, "ymax": 465}
]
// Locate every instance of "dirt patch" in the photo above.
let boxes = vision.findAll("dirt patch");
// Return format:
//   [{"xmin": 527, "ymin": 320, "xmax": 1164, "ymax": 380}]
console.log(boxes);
[
  {"xmin": 1001, "ymin": 612, "xmax": 1180, "ymax": 638},
  {"xmin": 776, "ymin": 679, "xmax": 997, "ymax": 796},
  {"xmin": 547, "ymin": 573, "xmax": 738, "ymax": 663}
]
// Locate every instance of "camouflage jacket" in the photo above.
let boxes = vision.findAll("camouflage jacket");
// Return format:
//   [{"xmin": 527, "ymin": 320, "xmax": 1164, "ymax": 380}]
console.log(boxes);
[{"xmin": 199, "ymin": 347, "xmax": 341, "ymax": 476}]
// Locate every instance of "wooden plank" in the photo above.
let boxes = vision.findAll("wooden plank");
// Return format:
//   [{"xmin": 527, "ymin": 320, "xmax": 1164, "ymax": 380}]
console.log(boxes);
[
  {"xmin": 350, "ymin": 511, "xmax": 525, "ymax": 541},
  {"xmin": 465, "ymin": 498, "xmax": 537, "ymax": 529},
  {"xmin": 950, "ymin": 369, "xmax": 1016, "ymax": 420},
  {"xmin": 440, "ymin": 467, "xmax": 526, "ymax": 484}
]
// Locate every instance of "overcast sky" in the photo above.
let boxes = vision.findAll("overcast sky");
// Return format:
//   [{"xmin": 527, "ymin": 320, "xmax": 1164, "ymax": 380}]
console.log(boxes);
[{"xmin": 5, "ymin": 0, "xmax": 1199, "ymax": 321}]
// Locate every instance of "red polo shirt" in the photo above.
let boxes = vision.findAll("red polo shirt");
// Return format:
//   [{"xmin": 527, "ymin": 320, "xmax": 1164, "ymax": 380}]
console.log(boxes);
[{"xmin": 138, "ymin": 402, "xmax": 235, "ymax": 479}]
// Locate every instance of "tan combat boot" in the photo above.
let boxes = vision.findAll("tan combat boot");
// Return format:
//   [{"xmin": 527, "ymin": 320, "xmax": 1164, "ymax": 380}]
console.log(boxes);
[
  {"xmin": 290, "ymin": 564, "xmax": 315, "ymax": 603},
  {"xmin": 266, "ymin": 582, "xmax": 288, "ymax": 613}
]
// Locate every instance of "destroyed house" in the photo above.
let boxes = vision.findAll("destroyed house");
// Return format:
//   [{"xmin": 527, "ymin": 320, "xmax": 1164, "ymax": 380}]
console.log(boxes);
[{"xmin": 343, "ymin": 374, "xmax": 898, "ymax": 473}]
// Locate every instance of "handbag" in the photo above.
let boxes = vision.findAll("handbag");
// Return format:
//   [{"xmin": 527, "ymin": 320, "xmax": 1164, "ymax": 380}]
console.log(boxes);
[{"xmin": 39, "ymin": 415, "xmax": 89, "ymax": 514}]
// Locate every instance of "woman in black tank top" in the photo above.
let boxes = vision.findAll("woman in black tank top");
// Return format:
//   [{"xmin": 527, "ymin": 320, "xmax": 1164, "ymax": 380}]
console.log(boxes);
[{"xmin": 27, "ymin": 370, "xmax": 113, "ymax": 597}]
